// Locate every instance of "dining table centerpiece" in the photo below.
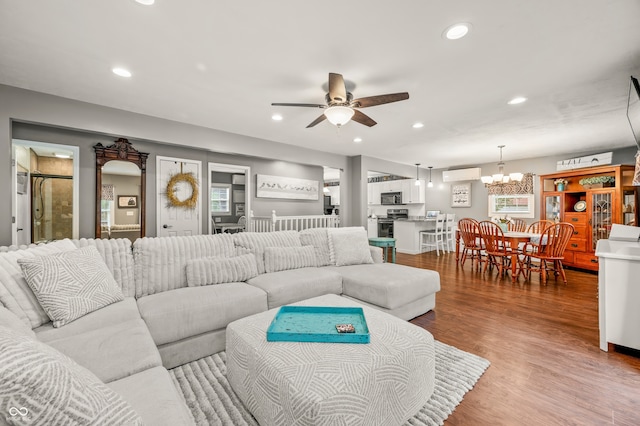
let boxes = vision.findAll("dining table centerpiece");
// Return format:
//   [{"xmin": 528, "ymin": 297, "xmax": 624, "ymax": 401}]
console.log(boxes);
[{"xmin": 492, "ymin": 216, "xmax": 512, "ymax": 232}]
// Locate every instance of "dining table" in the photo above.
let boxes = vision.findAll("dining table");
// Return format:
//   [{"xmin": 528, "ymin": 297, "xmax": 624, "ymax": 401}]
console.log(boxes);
[{"xmin": 455, "ymin": 230, "xmax": 542, "ymax": 282}]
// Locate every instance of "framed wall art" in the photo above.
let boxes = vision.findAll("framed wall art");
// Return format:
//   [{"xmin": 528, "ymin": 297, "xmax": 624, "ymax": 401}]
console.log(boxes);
[
  {"xmin": 256, "ymin": 174, "xmax": 319, "ymax": 200},
  {"xmin": 118, "ymin": 195, "xmax": 138, "ymax": 208},
  {"xmin": 451, "ymin": 183, "xmax": 471, "ymax": 208}
]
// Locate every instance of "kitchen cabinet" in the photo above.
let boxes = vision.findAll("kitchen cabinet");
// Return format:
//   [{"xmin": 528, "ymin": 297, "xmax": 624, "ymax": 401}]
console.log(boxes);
[
  {"xmin": 368, "ymin": 180, "xmax": 424, "ymax": 205},
  {"xmin": 539, "ymin": 164, "xmax": 638, "ymax": 271},
  {"xmin": 367, "ymin": 218, "xmax": 378, "ymax": 238}
]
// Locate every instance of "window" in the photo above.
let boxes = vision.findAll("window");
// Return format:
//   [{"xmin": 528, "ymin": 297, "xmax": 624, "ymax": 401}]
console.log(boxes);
[
  {"xmin": 488, "ymin": 194, "xmax": 535, "ymax": 218},
  {"xmin": 210, "ymin": 184, "xmax": 231, "ymax": 215},
  {"xmin": 100, "ymin": 199, "xmax": 114, "ymax": 226}
]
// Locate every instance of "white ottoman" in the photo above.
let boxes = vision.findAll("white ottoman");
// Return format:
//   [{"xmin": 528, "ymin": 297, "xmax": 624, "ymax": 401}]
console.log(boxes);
[{"xmin": 226, "ymin": 294, "xmax": 435, "ymax": 426}]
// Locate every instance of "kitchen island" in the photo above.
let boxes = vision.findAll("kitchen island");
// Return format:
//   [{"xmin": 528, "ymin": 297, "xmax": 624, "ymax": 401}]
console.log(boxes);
[{"xmin": 394, "ymin": 219, "xmax": 436, "ymax": 254}]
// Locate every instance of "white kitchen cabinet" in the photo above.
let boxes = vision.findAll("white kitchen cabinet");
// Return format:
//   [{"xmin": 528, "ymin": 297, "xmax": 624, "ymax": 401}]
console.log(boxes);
[
  {"xmin": 369, "ymin": 182, "xmax": 382, "ymax": 205},
  {"xmin": 401, "ymin": 179, "xmax": 425, "ymax": 203},
  {"xmin": 367, "ymin": 218, "xmax": 378, "ymax": 238}
]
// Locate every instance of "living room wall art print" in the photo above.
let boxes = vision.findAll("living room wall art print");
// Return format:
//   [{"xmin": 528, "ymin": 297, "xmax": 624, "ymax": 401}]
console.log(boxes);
[
  {"xmin": 256, "ymin": 174, "xmax": 319, "ymax": 200},
  {"xmin": 451, "ymin": 183, "xmax": 471, "ymax": 207}
]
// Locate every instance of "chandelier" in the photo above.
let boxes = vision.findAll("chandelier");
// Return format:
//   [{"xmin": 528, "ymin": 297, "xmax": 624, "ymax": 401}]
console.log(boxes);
[{"xmin": 481, "ymin": 145, "xmax": 523, "ymax": 185}]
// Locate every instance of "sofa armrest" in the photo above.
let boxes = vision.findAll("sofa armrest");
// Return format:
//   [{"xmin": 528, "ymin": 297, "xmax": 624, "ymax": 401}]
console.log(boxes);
[{"xmin": 369, "ymin": 246, "xmax": 384, "ymax": 263}]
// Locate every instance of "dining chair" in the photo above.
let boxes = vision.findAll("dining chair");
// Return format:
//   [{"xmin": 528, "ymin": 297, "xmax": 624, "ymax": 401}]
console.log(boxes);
[
  {"xmin": 457, "ymin": 218, "xmax": 485, "ymax": 271},
  {"xmin": 526, "ymin": 220, "xmax": 554, "ymax": 234},
  {"xmin": 508, "ymin": 218, "xmax": 527, "ymax": 232},
  {"xmin": 478, "ymin": 220, "xmax": 515, "ymax": 277},
  {"xmin": 521, "ymin": 222, "xmax": 575, "ymax": 285},
  {"xmin": 237, "ymin": 215, "xmax": 247, "ymax": 232},
  {"xmin": 420, "ymin": 213, "xmax": 447, "ymax": 255},
  {"xmin": 444, "ymin": 213, "xmax": 457, "ymax": 252}
]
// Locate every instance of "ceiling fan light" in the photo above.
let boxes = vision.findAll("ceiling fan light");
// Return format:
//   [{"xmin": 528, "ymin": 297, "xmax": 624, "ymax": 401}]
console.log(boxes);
[{"xmin": 324, "ymin": 106, "xmax": 354, "ymax": 126}]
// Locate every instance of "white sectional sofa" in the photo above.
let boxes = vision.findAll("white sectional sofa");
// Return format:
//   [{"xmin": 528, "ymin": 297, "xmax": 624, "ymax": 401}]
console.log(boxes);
[{"xmin": 0, "ymin": 227, "xmax": 440, "ymax": 425}]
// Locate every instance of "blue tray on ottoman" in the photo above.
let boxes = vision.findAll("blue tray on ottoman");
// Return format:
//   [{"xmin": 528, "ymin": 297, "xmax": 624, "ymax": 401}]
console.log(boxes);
[{"xmin": 266, "ymin": 306, "xmax": 370, "ymax": 344}]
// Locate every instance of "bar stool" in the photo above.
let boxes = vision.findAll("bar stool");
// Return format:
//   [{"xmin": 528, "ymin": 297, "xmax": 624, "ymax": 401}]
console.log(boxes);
[
  {"xmin": 420, "ymin": 214, "xmax": 447, "ymax": 255},
  {"xmin": 368, "ymin": 237, "xmax": 397, "ymax": 263}
]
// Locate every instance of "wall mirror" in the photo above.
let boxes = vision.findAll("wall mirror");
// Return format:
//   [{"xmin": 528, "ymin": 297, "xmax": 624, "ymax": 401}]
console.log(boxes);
[{"xmin": 95, "ymin": 138, "xmax": 149, "ymax": 240}]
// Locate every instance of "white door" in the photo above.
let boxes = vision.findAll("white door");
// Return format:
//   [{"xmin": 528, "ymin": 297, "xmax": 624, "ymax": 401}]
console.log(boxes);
[{"xmin": 157, "ymin": 156, "xmax": 202, "ymax": 237}]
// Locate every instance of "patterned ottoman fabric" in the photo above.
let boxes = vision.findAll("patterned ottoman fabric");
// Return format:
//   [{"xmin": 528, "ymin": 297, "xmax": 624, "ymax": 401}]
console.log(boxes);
[{"xmin": 226, "ymin": 294, "xmax": 435, "ymax": 426}]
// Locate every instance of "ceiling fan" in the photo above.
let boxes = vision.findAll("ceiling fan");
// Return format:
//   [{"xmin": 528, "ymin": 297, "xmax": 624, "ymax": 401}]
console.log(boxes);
[{"xmin": 271, "ymin": 73, "xmax": 409, "ymax": 128}]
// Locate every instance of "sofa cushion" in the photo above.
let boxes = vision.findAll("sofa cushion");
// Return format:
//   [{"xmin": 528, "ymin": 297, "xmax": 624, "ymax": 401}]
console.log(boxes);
[
  {"xmin": 46, "ymin": 318, "xmax": 162, "ymax": 383},
  {"xmin": 108, "ymin": 366, "xmax": 194, "ymax": 425},
  {"xmin": 0, "ymin": 326, "xmax": 142, "ymax": 425},
  {"xmin": 186, "ymin": 253, "xmax": 258, "ymax": 286},
  {"xmin": 233, "ymin": 231, "xmax": 302, "ymax": 273},
  {"xmin": 299, "ymin": 228, "xmax": 332, "ymax": 266},
  {"xmin": 0, "ymin": 304, "xmax": 35, "ymax": 337},
  {"xmin": 246, "ymin": 267, "xmax": 343, "ymax": 308},
  {"xmin": 35, "ymin": 297, "xmax": 140, "ymax": 343},
  {"xmin": 327, "ymin": 227, "xmax": 374, "ymax": 266},
  {"xmin": 137, "ymin": 283, "xmax": 268, "ymax": 346},
  {"xmin": 0, "ymin": 239, "xmax": 77, "ymax": 328},
  {"xmin": 133, "ymin": 233, "xmax": 236, "ymax": 297},
  {"xmin": 72, "ymin": 237, "xmax": 136, "ymax": 297},
  {"xmin": 18, "ymin": 246, "xmax": 124, "ymax": 327},
  {"xmin": 332, "ymin": 263, "xmax": 441, "ymax": 310},
  {"xmin": 264, "ymin": 245, "xmax": 317, "ymax": 273}
]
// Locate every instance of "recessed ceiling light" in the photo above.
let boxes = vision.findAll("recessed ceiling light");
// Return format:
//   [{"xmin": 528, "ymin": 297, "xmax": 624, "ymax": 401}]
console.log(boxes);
[
  {"xmin": 412, "ymin": 122, "xmax": 424, "ymax": 129},
  {"xmin": 112, "ymin": 67, "xmax": 132, "ymax": 78},
  {"xmin": 443, "ymin": 23, "xmax": 471, "ymax": 40},
  {"xmin": 271, "ymin": 114, "xmax": 283, "ymax": 121},
  {"xmin": 135, "ymin": 0, "xmax": 155, "ymax": 5},
  {"xmin": 508, "ymin": 96, "xmax": 527, "ymax": 105},
  {"xmin": 353, "ymin": 137, "xmax": 363, "ymax": 143}
]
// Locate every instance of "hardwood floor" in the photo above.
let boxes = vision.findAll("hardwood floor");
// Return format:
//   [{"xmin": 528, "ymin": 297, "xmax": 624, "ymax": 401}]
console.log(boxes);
[{"xmin": 402, "ymin": 251, "xmax": 640, "ymax": 426}]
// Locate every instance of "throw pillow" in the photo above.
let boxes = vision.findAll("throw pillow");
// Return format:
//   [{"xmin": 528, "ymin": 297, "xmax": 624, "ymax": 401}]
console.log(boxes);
[
  {"xmin": 0, "ymin": 239, "xmax": 77, "ymax": 328},
  {"xmin": 185, "ymin": 253, "xmax": 259, "ymax": 286},
  {"xmin": 263, "ymin": 245, "xmax": 318, "ymax": 273},
  {"xmin": 0, "ymin": 326, "xmax": 143, "ymax": 425},
  {"xmin": 233, "ymin": 231, "xmax": 302, "ymax": 273},
  {"xmin": 17, "ymin": 246, "xmax": 124, "ymax": 328},
  {"xmin": 299, "ymin": 228, "xmax": 332, "ymax": 266},
  {"xmin": 327, "ymin": 227, "xmax": 374, "ymax": 266}
]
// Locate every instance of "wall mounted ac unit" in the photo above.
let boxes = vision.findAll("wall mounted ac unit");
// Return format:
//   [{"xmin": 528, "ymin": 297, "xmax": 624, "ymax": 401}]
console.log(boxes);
[{"xmin": 442, "ymin": 168, "xmax": 481, "ymax": 182}]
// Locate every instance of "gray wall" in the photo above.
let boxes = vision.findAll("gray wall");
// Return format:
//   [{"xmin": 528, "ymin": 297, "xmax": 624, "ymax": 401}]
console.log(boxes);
[{"xmin": 0, "ymin": 84, "xmax": 349, "ymax": 245}]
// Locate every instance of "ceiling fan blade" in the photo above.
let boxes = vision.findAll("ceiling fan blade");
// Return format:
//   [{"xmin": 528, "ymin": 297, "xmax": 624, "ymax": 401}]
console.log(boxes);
[
  {"xmin": 351, "ymin": 92, "xmax": 409, "ymax": 108},
  {"xmin": 306, "ymin": 114, "xmax": 327, "ymax": 128},
  {"xmin": 271, "ymin": 102, "xmax": 326, "ymax": 108},
  {"xmin": 328, "ymin": 73, "xmax": 348, "ymax": 103},
  {"xmin": 351, "ymin": 110, "xmax": 377, "ymax": 127}
]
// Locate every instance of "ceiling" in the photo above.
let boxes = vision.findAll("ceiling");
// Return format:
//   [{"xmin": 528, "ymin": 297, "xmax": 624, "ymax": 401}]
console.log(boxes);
[{"xmin": 1, "ymin": 0, "xmax": 640, "ymax": 169}]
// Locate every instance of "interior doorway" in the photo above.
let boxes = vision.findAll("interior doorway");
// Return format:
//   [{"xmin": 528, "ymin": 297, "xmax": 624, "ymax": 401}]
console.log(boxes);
[
  {"xmin": 208, "ymin": 163, "xmax": 251, "ymax": 235},
  {"xmin": 11, "ymin": 139, "xmax": 79, "ymax": 245}
]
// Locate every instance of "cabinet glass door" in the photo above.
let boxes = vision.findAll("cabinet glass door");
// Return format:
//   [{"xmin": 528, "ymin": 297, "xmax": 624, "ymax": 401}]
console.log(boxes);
[
  {"xmin": 622, "ymin": 190, "xmax": 637, "ymax": 226},
  {"xmin": 545, "ymin": 195, "xmax": 561, "ymax": 223},
  {"xmin": 591, "ymin": 191, "xmax": 612, "ymax": 250}
]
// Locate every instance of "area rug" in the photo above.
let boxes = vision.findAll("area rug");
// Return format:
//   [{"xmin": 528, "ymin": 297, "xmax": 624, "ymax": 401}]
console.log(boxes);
[{"xmin": 169, "ymin": 340, "xmax": 490, "ymax": 426}]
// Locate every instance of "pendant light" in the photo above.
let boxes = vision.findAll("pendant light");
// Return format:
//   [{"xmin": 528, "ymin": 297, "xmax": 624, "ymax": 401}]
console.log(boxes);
[
  {"xmin": 415, "ymin": 163, "xmax": 421, "ymax": 186},
  {"xmin": 481, "ymin": 145, "xmax": 523, "ymax": 186},
  {"xmin": 427, "ymin": 166, "xmax": 434, "ymax": 188}
]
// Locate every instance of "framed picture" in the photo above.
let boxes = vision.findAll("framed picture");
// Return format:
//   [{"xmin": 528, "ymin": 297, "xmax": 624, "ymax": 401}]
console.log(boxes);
[
  {"xmin": 235, "ymin": 203, "xmax": 245, "ymax": 216},
  {"xmin": 118, "ymin": 195, "xmax": 138, "ymax": 208},
  {"xmin": 451, "ymin": 183, "xmax": 471, "ymax": 208},
  {"xmin": 256, "ymin": 174, "xmax": 319, "ymax": 200}
]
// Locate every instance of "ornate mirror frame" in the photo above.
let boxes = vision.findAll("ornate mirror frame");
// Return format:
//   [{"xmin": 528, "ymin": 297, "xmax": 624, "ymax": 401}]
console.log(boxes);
[{"xmin": 94, "ymin": 138, "xmax": 149, "ymax": 238}]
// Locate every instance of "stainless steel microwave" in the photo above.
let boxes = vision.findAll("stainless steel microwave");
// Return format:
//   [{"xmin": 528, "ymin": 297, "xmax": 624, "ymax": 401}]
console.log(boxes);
[{"xmin": 381, "ymin": 192, "xmax": 403, "ymax": 205}]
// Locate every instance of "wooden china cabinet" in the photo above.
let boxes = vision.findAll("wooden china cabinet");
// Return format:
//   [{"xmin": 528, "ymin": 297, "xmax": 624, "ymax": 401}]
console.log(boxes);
[{"xmin": 540, "ymin": 164, "xmax": 638, "ymax": 271}]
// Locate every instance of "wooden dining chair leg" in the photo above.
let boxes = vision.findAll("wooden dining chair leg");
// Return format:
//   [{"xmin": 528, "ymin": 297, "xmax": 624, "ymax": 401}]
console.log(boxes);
[{"xmin": 556, "ymin": 260, "xmax": 568, "ymax": 285}]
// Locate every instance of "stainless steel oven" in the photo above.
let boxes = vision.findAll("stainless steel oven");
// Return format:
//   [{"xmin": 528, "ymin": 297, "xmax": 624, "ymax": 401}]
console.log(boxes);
[{"xmin": 377, "ymin": 209, "xmax": 408, "ymax": 238}]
